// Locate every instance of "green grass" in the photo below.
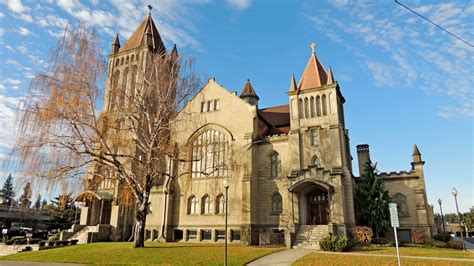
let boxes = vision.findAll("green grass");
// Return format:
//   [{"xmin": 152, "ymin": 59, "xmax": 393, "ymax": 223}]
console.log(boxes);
[
  {"xmin": 352, "ymin": 246, "xmax": 474, "ymax": 259},
  {"xmin": 294, "ymin": 252, "xmax": 474, "ymax": 266},
  {"xmin": 0, "ymin": 242, "xmax": 284, "ymax": 265}
]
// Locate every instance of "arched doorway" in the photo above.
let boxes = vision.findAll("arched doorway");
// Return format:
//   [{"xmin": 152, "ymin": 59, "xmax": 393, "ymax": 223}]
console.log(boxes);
[{"xmin": 307, "ymin": 189, "xmax": 329, "ymax": 225}]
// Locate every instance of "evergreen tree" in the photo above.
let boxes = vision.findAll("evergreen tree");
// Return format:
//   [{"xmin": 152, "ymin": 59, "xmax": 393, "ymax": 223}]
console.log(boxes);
[
  {"xmin": 0, "ymin": 173, "xmax": 15, "ymax": 206},
  {"xmin": 355, "ymin": 161, "xmax": 391, "ymax": 237},
  {"xmin": 41, "ymin": 199, "xmax": 48, "ymax": 208},
  {"xmin": 46, "ymin": 194, "xmax": 76, "ymax": 230},
  {"xmin": 34, "ymin": 194, "xmax": 42, "ymax": 209},
  {"xmin": 19, "ymin": 182, "xmax": 33, "ymax": 209}
]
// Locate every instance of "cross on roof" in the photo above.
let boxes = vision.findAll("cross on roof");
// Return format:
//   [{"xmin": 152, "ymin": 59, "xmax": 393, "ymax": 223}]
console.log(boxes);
[
  {"xmin": 148, "ymin": 4, "xmax": 153, "ymax": 14},
  {"xmin": 310, "ymin": 42, "xmax": 317, "ymax": 53}
]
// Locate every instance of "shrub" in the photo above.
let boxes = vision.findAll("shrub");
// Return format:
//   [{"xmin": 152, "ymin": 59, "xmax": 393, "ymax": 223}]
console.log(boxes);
[
  {"xmin": 455, "ymin": 231, "xmax": 461, "ymax": 237},
  {"xmin": 70, "ymin": 239, "xmax": 79, "ymax": 245},
  {"xmin": 38, "ymin": 241, "xmax": 46, "ymax": 247},
  {"xmin": 433, "ymin": 233, "xmax": 451, "ymax": 243},
  {"xmin": 47, "ymin": 241, "xmax": 54, "ymax": 247},
  {"xmin": 5, "ymin": 240, "xmax": 14, "ymax": 245},
  {"xmin": 411, "ymin": 228, "xmax": 425, "ymax": 244},
  {"xmin": 61, "ymin": 241, "xmax": 70, "ymax": 246},
  {"xmin": 371, "ymin": 237, "xmax": 389, "ymax": 245},
  {"xmin": 23, "ymin": 246, "xmax": 33, "ymax": 252},
  {"xmin": 319, "ymin": 235, "xmax": 351, "ymax": 252},
  {"xmin": 28, "ymin": 238, "xmax": 41, "ymax": 244},
  {"xmin": 352, "ymin": 226, "xmax": 373, "ymax": 244},
  {"xmin": 13, "ymin": 238, "xmax": 27, "ymax": 245},
  {"xmin": 432, "ymin": 240, "xmax": 447, "ymax": 248},
  {"xmin": 446, "ymin": 240, "xmax": 463, "ymax": 250},
  {"xmin": 54, "ymin": 241, "xmax": 61, "ymax": 247}
]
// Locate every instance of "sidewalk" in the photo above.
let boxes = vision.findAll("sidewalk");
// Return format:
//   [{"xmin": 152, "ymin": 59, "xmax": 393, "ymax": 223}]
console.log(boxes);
[{"xmin": 247, "ymin": 249, "xmax": 312, "ymax": 266}]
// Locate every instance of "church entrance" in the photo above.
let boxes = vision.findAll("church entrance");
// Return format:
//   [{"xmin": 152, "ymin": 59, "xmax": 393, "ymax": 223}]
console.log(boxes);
[{"xmin": 307, "ymin": 189, "xmax": 329, "ymax": 225}]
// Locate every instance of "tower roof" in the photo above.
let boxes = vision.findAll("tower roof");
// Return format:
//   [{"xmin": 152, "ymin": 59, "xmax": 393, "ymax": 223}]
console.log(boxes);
[
  {"xmin": 120, "ymin": 12, "xmax": 166, "ymax": 53},
  {"xmin": 113, "ymin": 34, "xmax": 120, "ymax": 46},
  {"xmin": 298, "ymin": 43, "xmax": 329, "ymax": 90},
  {"xmin": 290, "ymin": 73, "xmax": 298, "ymax": 91},
  {"xmin": 240, "ymin": 79, "xmax": 258, "ymax": 98},
  {"xmin": 327, "ymin": 66, "xmax": 335, "ymax": 84},
  {"xmin": 413, "ymin": 144, "xmax": 421, "ymax": 155}
]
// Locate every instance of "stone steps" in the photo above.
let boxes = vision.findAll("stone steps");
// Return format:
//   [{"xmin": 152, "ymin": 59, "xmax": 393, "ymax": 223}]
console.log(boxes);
[{"xmin": 293, "ymin": 225, "xmax": 329, "ymax": 250}]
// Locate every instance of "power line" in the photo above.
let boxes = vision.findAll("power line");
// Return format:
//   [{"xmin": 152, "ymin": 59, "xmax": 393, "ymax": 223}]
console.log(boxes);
[{"xmin": 394, "ymin": 0, "xmax": 473, "ymax": 48}]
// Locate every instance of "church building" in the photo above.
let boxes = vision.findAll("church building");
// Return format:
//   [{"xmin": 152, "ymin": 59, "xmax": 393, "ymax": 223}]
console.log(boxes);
[{"xmin": 70, "ymin": 11, "xmax": 436, "ymax": 248}]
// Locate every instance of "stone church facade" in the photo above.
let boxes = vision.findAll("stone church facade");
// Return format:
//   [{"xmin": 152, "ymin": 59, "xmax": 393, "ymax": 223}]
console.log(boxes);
[{"xmin": 73, "ymin": 12, "xmax": 436, "ymax": 247}]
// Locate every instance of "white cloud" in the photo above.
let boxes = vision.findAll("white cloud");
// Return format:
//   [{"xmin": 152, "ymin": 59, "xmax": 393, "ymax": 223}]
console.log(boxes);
[
  {"xmin": 227, "ymin": 0, "xmax": 252, "ymax": 10},
  {"xmin": 18, "ymin": 26, "xmax": 31, "ymax": 36},
  {"xmin": 0, "ymin": 12, "xmax": 5, "ymax": 18},
  {"xmin": 3, "ymin": 0, "xmax": 33, "ymax": 22}
]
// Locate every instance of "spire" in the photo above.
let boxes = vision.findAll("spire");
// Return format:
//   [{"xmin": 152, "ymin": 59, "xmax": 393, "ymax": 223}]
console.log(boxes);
[
  {"xmin": 298, "ymin": 42, "xmax": 328, "ymax": 90},
  {"xmin": 171, "ymin": 44, "xmax": 178, "ymax": 57},
  {"xmin": 327, "ymin": 66, "xmax": 335, "ymax": 84},
  {"xmin": 413, "ymin": 144, "xmax": 421, "ymax": 156},
  {"xmin": 112, "ymin": 34, "xmax": 120, "ymax": 55},
  {"xmin": 290, "ymin": 73, "xmax": 298, "ymax": 91},
  {"xmin": 119, "ymin": 7, "xmax": 166, "ymax": 54},
  {"xmin": 240, "ymin": 79, "xmax": 259, "ymax": 106}
]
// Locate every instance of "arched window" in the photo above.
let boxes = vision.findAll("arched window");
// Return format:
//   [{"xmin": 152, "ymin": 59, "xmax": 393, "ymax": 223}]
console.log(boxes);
[
  {"xmin": 322, "ymin": 94, "xmax": 327, "ymax": 115},
  {"xmin": 392, "ymin": 193, "xmax": 409, "ymax": 217},
  {"xmin": 304, "ymin": 97, "xmax": 309, "ymax": 118},
  {"xmin": 271, "ymin": 192, "xmax": 283, "ymax": 214},
  {"xmin": 126, "ymin": 56, "xmax": 129, "ymax": 64},
  {"xmin": 216, "ymin": 194, "xmax": 225, "ymax": 214},
  {"xmin": 119, "ymin": 67, "xmax": 129, "ymax": 107},
  {"xmin": 201, "ymin": 194, "xmax": 211, "ymax": 214},
  {"xmin": 270, "ymin": 152, "xmax": 281, "ymax": 178},
  {"xmin": 298, "ymin": 98, "xmax": 303, "ymax": 118},
  {"xmin": 188, "ymin": 195, "xmax": 198, "ymax": 215},
  {"xmin": 316, "ymin": 96, "xmax": 321, "ymax": 116},
  {"xmin": 310, "ymin": 96, "xmax": 315, "ymax": 117},
  {"xmin": 310, "ymin": 128, "xmax": 319, "ymax": 146},
  {"xmin": 110, "ymin": 70, "xmax": 120, "ymax": 110},
  {"xmin": 191, "ymin": 129, "xmax": 229, "ymax": 178},
  {"xmin": 128, "ymin": 66, "xmax": 138, "ymax": 106},
  {"xmin": 120, "ymin": 57, "xmax": 124, "ymax": 65},
  {"xmin": 131, "ymin": 54, "xmax": 134, "ymax": 61}
]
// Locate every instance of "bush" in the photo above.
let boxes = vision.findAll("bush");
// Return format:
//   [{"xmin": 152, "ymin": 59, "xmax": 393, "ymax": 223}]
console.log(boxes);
[
  {"xmin": 54, "ymin": 241, "xmax": 61, "ymax": 247},
  {"xmin": 38, "ymin": 241, "xmax": 46, "ymax": 247},
  {"xmin": 23, "ymin": 246, "xmax": 33, "ymax": 252},
  {"xmin": 28, "ymin": 238, "xmax": 41, "ymax": 244},
  {"xmin": 70, "ymin": 239, "xmax": 79, "ymax": 245},
  {"xmin": 455, "ymin": 231, "xmax": 461, "ymax": 237},
  {"xmin": 411, "ymin": 228, "xmax": 425, "ymax": 244},
  {"xmin": 61, "ymin": 240, "xmax": 70, "ymax": 246},
  {"xmin": 433, "ymin": 233, "xmax": 451, "ymax": 243},
  {"xmin": 319, "ymin": 235, "xmax": 351, "ymax": 252},
  {"xmin": 5, "ymin": 240, "xmax": 14, "ymax": 245},
  {"xmin": 352, "ymin": 226, "xmax": 373, "ymax": 244},
  {"xmin": 432, "ymin": 240, "xmax": 447, "ymax": 248},
  {"xmin": 371, "ymin": 237, "xmax": 389, "ymax": 245},
  {"xmin": 47, "ymin": 241, "xmax": 55, "ymax": 247},
  {"xmin": 446, "ymin": 240, "xmax": 463, "ymax": 250}
]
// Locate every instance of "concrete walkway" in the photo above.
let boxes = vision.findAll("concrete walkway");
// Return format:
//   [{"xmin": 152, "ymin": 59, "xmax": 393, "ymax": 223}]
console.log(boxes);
[
  {"xmin": 247, "ymin": 249, "xmax": 313, "ymax": 266},
  {"xmin": 247, "ymin": 248, "xmax": 474, "ymax": 265}
]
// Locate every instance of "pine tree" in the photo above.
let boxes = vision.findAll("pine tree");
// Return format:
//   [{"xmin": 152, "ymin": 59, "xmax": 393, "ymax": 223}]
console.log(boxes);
[
  {"xmin": 19, "ymin": 182, "xmax": 33, "ymax": 209},
  {"xmin": 41, "ymin": 199, "xmax": 48, "ymax": 208},
  {"xmin": 0, "ymin": 173, "xmax": 15, "ymax": 206},
  {"xmin": 34, "ymin": 194, "xmax": 42, "ymax": 209},
  {"xmin": 355, "ymin": 161, "xmax": 391, "ymax": 238},
  {"xmin": 46, "ymin": 193, "xmax": 75, "ymax": 230}
]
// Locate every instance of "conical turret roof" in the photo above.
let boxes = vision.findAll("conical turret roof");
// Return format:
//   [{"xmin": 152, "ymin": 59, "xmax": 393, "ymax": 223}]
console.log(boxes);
[
  {"xmin": 120, "ymin": 13, "xmax": 166, "ymax": 53},
  {"xmin": 298, "ymin": 46, "xmax": 329, "ymax": 90},
  {"xmin": 240, "ymin": 79, "xmax": 258, "ymax": 98}
]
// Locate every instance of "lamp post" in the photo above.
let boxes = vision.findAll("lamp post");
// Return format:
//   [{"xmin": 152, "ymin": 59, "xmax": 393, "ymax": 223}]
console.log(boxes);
[
  {"xmin": 223, "ymin": 178, "xmax": 229, "ymax": 266},
  {"xmin": 438, "ymin": 199, "xmax": 445, "ymax": 232},
  {"xmin": 451, "ymin": 187, "xmax": 466, "ymax": 251}
]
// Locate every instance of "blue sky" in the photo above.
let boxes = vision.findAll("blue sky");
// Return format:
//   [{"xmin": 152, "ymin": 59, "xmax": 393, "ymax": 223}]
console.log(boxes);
[{"xmin": 0, "ymin": 0, "xmax": 472, "ymax": 213}]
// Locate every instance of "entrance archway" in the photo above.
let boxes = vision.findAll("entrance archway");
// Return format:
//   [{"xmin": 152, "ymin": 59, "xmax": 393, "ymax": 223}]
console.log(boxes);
[{"xmin": 291, "ymin": 181, "xmax": 332, "ymax": 226}]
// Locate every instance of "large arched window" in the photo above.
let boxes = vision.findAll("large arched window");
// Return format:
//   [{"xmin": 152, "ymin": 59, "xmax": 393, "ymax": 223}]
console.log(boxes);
[
  {"xmin": 128, "ymin": 66, "xmax": 138, "ymax": 106},
  {"xmin": 191, "ymin": 129, "xmax": 229, "ymax": 178},
  {"xmin": 322, "ymin": 94, "xmax": 327, "ymax": 115},
  {"xmin": 216, "ymin": 194, "xmax": 225, "ymax": 214},
  {"xmin": 310, "ymin": 96, "xmax": 315, "ymax": 117},
  {"xmin": 118, "ymin": 67, "xmax": 129, "ymax": 107},
  {"xmin": 392, "ymin": 193, "xmax": 409, "ymax": 217},
  {"xmin": 304, "ymin": 97, "xmax": 309, "ymax": 118},
  {"xmin": 298, "ymin": 98, "xmax": 303, "ymax": 118},
  {"xmin": 188, "ymin": 195, "xmax": 198, "ymax": 215},
  {"xmin": 316, "ymin": 96, "xmax": 321, "ymax": 116},
  {"xmin": 270, "ymin": 152, "xmax": 281, "ymax": 178},
  {"xmin": 201, "ymin": 194, "xmax": 211, "ymax": 214},
  {"xmin": 110, "ymin": 70, "xmax": 120, "ymax": 110},
  {"xmin": 271, "ymin": 192, "xmax": 283, "ymax": 214}
]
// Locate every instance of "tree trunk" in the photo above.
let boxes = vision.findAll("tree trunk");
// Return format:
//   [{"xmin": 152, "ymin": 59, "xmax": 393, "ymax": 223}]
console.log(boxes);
[{"xmin": 132, "ymin": 197, "xmax": 149, "ymax": 248}]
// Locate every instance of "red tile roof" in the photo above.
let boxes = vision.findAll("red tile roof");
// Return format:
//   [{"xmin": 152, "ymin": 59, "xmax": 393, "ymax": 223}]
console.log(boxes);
[
  {"xmin": 120, "ymin": 14, "xmax": 166, "ymax": 53},
  {"xmin": 258, "ymin": 104, "xmax": 290, "ymax": 136},
  {"xmin": 240, "ymin": 79, "xmax": 258, "ymax": 98},
  {"xmin": 298, "ymin": 52, "xmax": 328, "ymax": 90}
]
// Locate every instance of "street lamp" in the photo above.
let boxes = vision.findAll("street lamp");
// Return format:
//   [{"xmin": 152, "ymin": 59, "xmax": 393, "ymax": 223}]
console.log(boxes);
[
  {"xmin": 451, "ymin": 187, "xmax": 466, "ymax": 251},
  {"xmin": 438, "ymin": 199, "xmax": 445, "ymax": 233},
  {"xmin": 223, "ymin": 178, "xmax": 230, "ymax": 266}
]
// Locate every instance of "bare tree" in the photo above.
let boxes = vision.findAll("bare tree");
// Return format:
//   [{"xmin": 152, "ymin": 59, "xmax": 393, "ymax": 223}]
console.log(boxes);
[{"xmin": 9, "ymin": 25, "xmax": 200, "ymax": 248}]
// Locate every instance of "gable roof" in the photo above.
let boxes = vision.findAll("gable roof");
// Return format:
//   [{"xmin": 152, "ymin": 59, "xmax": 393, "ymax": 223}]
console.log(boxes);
[
  {"xmin": 120, "ymin": 14, "xmax": 166, "ymax": 53},
  {"xmin": 258, "ymin": 104, "xmax": 290, "ymax": 136},
  {"xmin": 298, "ymin": 52, "xmax": 328, "ymax": 90}
]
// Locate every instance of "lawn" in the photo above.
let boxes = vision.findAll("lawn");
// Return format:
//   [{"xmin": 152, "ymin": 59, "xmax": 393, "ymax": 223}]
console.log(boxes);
[
  {"xmin": 352, "ymin": 246, "xmax": 474, "ymax": 259},
  {"xmin": 294, "ymin": 252, "xmax": 474, "ymax": 266},
  {"xmin": 0, "ymin": 242, "xmax": 284, "ymax": 265}
]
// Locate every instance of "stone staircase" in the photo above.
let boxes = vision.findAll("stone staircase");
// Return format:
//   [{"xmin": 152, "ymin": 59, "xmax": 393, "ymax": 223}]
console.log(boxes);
[
  {"xmin": 292, "ymin": 225, "xmax": 329, "ymax": 250},
  {"xmin": 67, "ymin": 225, "xmax": 99, "ymax": 244}
]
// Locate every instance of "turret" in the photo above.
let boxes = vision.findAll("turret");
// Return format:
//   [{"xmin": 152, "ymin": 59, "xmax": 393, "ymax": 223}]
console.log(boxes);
[
  {"xmin": 411, "ymin": 144, "xmax": 425, "ymax": 172},
  {"xmin": 240, "ymin": 79, "xmax": 259, "ymax": 106},
  {"xmin": 112, "ymin": 34, "xmax": 120, "ymax": 55}
]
